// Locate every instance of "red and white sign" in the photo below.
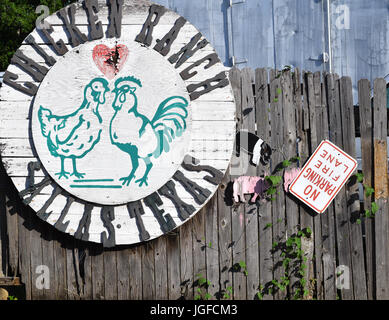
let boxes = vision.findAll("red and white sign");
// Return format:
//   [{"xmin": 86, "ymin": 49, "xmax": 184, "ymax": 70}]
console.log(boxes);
[{"xmin": 289, "ymin": 140, "xmax": 357, "ymax": 214}]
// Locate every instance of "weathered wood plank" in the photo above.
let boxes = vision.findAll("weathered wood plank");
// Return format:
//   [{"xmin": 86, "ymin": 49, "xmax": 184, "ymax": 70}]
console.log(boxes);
[
  {"xmin": 141, "ymin": 243, "xmax": 155, "ymax": 300},
  {"xmin": 241, "ymin": 68, "xmax": 259, "ymax": 300},
  {"xmin": 358, "ymin": 79, "xmax": 374, "ymax": 300},
  {"xmin": 270, "ymin": 69, "xmax": 286, "ymax": 300},
  {"xmin": 91, "ymin": 245, "xmax": 105, "ymax": 300},
  {"xmin": 321, "ymin": 74, "xmax": 337, "ymax": 300},
  {"xmin": 328, "ymin": 74, "xmax": 354, "ymax": 300},
  {"xmin": 40, "ymin": 224, "xmax": 55, "ymax": 300},
  {"xmin": 103, "ymin": 250, "xmax": 118, "ymax": 300},
  {"xmin": 16, "ymin": 201, "xmax": 32, "ymax": 300},
  {"xmin": 217, "ymin": 171, "xmax": 233, "ymax": 300},
  {"xmin": 255, "ymin": 67, "xmax": 273, "ymax": 300},
  {"xmin": 166, "ymin": 233, "xmax": 181, "ymax": 299},
  {"xmin": 179, "ymin": 220, "xmax": 193, "ymax": 300},
  {"xmin": 312, "ymin": 71, "xmax": 323, "ymax": 299},
  {"xmin": 229, "ymin": 67, "xmax": 247, "ymax": 300},
  {"xmin": 30, "ymin": 215, "xmax": 44, "ymax": 300},
  {"xmin": 117, "ymin": 248, "xmax": 130, "ymax": 300},
  {"xmin": 4, "ymin": 196, "xmax": 18, "ymax": 278},
  {"xmin": 300, "ymin": 71, "xmax": 315, "ymax": 299},
  {"xmin": 192, "ymin": 207, "xmax": 207, "ymax": 300},
  {"xmin": 154, "ymin": 237, "xmax": 168, "ymax": 300},
  {"xmin": 0, "ymin": 194, "xmax": 6, "ymax": 277},
  {"xmin": 373, "ymin": 78, "xmax": 389, "ymax": 300},
  {"xmin": 129, "ymin": 246, "xmax": 142, "ymax": 300},
  {"xmin": 339, "ymin": 77, "xmax": 366, "ymax": 300},
  {"xmin": 282, "ymin": 70, "xmax": 300, "ymax": 296},
  {"xmin": 205, "ymin": 196, "xmax": 219, "ymax": 300}
]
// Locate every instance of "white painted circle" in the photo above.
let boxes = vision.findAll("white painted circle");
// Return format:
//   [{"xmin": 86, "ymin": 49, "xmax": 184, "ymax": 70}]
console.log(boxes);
[
  {"xmin": 0, "ymin": 0, "xmax": 236, "ymax": 246},
  {"xmin": 31, "ymin": 40, "xmax": 191, "ymax": 205}
]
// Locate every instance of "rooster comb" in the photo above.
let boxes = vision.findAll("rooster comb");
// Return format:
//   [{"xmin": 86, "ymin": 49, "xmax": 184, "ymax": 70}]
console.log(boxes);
[{"xmin": 115, "ymin": 76, "xmax": 142, "ymax": 88}]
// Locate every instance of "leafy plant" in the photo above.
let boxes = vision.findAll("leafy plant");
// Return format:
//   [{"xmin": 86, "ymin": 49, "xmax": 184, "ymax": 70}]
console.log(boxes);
[
  {"xmin": 352, "ymin": 172, "xmax": 380, "ymax": 220},
  {"xmin": 193, "ymin": 273, "xmax": 211, "ymax": 300}
]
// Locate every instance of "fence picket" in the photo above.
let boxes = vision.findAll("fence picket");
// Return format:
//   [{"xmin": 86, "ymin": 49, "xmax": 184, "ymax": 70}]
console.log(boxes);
[{"xmin": 373, "ymin": 78, "xmax": 389, "ymax": 300}]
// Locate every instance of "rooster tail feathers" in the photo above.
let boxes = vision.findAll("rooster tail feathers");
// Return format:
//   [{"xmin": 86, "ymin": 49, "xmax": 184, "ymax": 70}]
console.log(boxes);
[
  {"xmin": 151, "ymin": 96, "xmax": 189, "ymax": 129},
  {"xmin": 38, "ymin": 106, "xmax": 53, "ymax": 138},
  {"xmin": 152, "ymin": 96, "xmax": 189, "ymax": 158}
]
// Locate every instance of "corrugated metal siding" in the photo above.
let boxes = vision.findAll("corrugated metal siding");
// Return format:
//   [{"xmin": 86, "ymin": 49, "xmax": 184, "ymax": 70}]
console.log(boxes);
[{"xmin": 153, "ymin": 0, "xmax": 389, "ymax": 102}]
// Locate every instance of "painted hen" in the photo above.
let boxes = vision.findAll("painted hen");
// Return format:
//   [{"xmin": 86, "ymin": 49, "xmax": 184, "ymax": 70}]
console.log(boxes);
[
  {"xmin": 38, "ymin": 78, "xmax": 109, "ymax": 179},
  {"xmin": 110, "ymin": 76, "xmax": 189, "ymax": 187}
]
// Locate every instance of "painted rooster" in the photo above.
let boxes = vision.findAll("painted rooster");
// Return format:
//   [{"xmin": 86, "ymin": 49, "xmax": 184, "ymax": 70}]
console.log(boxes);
[
  {"xmin": 38, "ymin": 78, "xmax": 110, "ymax": 179},
  {"xmin": 110, "ymin": 76, "xmax": 189, "ymax": 187}
]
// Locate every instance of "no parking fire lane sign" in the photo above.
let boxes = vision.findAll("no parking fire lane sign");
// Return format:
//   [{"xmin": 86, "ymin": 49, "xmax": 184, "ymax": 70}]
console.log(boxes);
[{"xmin": 289, "ymin": 140, "xmax": 358, "ymax": 214}]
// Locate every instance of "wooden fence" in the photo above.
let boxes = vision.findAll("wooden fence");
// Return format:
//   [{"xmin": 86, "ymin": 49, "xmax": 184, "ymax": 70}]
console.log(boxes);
[{"xmin": 0, "ymin": 67, "xmax": 388, "ymax": 300}]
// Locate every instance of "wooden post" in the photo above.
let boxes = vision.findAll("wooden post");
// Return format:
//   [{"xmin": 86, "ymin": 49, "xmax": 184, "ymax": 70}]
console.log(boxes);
[
  {"xmin": 358, "ymin": 79, "xmax": 374, "ymax": 299},
  {"xmin": 230, "ymin": 67, "xmax": 247, "ymax": 300},
  {"xmin": 321, "ymin": 74, "xmax": 337, "ymax": 300},
  {"xmin": 373, "ymin": 78, "xmax": 389, "ymax": 300},
  {"xmin": 312, "ymin": 71, "xmax": 323, "ymax": 299},
  {"xmin": 328, "ymin": 74, "xmax": 354, "ymax": 300},
  {"xmin": 255, "ymin": 68, "xmax": 273, "ymax": 300},
  {"xmin": 241, "ymin": 68, "xmax": 259, "ymax": 300},
  {"xmin": 339, "ymin": 76, "xmax": 366, "ymax": 300},
  {"xmin": 270, "ymin": 69, "xmax": 286, "ymax": 300}
]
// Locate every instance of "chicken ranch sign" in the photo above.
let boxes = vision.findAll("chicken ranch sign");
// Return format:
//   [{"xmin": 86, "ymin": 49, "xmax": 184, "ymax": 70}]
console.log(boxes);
[{"xmin": 0, "ymin": 0, "xmax": 236, "ymax": 246}]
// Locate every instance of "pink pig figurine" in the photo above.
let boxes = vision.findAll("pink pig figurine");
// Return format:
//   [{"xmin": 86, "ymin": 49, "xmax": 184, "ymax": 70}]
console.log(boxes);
[{"xmin": 233, "ymin": 176, "xmax": 267, "ymax": 203}]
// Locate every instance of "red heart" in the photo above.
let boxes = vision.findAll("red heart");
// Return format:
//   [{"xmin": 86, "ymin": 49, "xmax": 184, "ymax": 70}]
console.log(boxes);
[{"xmin": 92, "ymin": 44, "xmax": 129, "ymax": 80}]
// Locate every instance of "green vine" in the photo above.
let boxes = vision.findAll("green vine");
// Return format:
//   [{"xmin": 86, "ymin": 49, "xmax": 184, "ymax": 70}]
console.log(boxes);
[
  {"xmin": 354, "ymin": 172, "xmax": 379, "ymax": 223},
  {"xmin": 257, "ymin": 227, "xmax": 312, "ymax": 300},
  {"xmin": 194, "ymin": 273, "xmax": 212, "ymax": 300}
]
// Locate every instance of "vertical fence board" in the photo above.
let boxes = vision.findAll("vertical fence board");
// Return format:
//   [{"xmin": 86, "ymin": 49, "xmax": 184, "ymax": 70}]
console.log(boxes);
[
  {"xmin": 117, "ymin": 248, "xmax": 130, "ymax": 300},
  {"xmin": 312, "ymin": 71, "xmax": 324, "ymax": 299},
  {"xmin": 129, "ymin": 246, "xmax": 142, "ymax": 300},
  {"xmin": 283, "ymin": 70, "xmax": 300, "ymax": 295},
  {"xmin": 40, "ymin": 228, "xmax": 55, "ymax": 299},
  {"xmin": 166, "ymin": 234, "xmax": 181, "ymax": 300},
  {"xmin": 17, "ymin": 204, "xmax": 32, "ymax": 300},
  {"xmin": 193, "ymin": 208, "xmax": 207, "ymax": 299},
  {"xmin": 30, "ymin": 217, "xmax": 44, "ymax": 300},
  {"xmin": 241, "ymin": 68, "xmax": 259, "ymax": 300},
  {"xmin": 154, "ymin": 237, "xmax": 168, "ymax": 300},
  {"xmin": 90, "ymin": 246, "xmax": 104, "ymax": 300},
  {"xmin": 373, "ymin": 78, "xmax": 389, "ymax": 300},
  {"xmin": 141, "ymin": 243, "xmax": 155, "ymax": 300},
  {"xmin": 179, "ymin": 220, "xmax": 193, "ymax": 300},
  {"xmin": 255, "ymin": 68, "xmax": 273, "ymax": 300},
  {"xmin": 328, "ymin": 74, "xmax": 354, "ymax": 300},
  {"xmin": 270, "ymin": 70, "xmax": 287, "ymax": 300},
  {"xmin": 52, "ymin": 240, "xmax": 67, "ymax": 299},
  {"xmin": 340, "ymin": 77, "xmax": 367, "ymax": 299},
  {"xmin": 230, "ymin": 67, "xmax": 247, "ymax": 300},
  {"xmin": 297, "ymin": 72, "xmax": 315, "ymax": 299},
  {"xmin": 5, "ymin": 199, "xmax": 18, "ymax": 278},
  {"xmin": 103, "ymin": 251, "xmax": 118, "ymax": 300},
  {"xmin": 217, "ymin": 172, "xmax": 233, "ymax": 300},
  {"xmin": 205, "ymin": 196, "xmax": 220, "ymax": 299},
  {"xmin": 321, "ymin": 75, "xmax": 337, "ymax": 300},
  {"xmin": 358, "ymin": 79, "xmax": 374, "ymax": 300}
]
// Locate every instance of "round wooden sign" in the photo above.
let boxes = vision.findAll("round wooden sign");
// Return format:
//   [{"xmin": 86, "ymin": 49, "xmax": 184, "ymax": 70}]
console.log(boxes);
[{"xmin": 0, "ymin": 0, "xmax": 236, "ymax": 247}]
